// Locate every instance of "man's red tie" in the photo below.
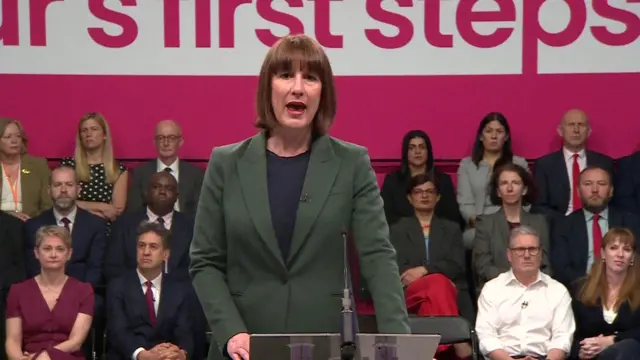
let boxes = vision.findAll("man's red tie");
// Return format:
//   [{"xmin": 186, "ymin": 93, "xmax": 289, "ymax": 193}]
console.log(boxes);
[
  {"xmin": 572, "ymin": 153, "xmax": 582, "ymax": 211},
  {"xmin": 592, "ymin": 213, "xmax": 603, "ymax": 258},
  {"xmin": 61, "ymin": 217, "xmax": 71, "ymax": 231},
  {"xmin": 145, "ymin": 281, "xmax": 157, "ymax": 326}
]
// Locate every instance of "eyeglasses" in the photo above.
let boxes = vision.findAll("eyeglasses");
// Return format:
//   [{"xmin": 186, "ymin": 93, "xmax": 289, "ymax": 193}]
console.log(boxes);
[
  {"xmin": 412, "ymin": 189, "xmax": 437, "ymax": 196},
  {"xmin": 509, "ymin": 246, "xmax": 540, "ymax": 256},
  {"xmin": 155, "ymin": 135, "xmax": 181, "ymax": 143}
]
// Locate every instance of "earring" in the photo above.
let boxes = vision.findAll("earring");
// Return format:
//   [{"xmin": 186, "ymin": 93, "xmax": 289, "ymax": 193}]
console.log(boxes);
[
  {"xmin": 631, "ymin": 260, "xmax": 635, "ymax": 267},
  {"xmin": 602, "ymin": 258, "xmax": 606, "ymax": 263}
]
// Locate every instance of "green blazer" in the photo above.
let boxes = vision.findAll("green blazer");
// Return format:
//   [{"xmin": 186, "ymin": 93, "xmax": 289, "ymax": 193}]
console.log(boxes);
[
  {"xmin": 0, "ymin": 154, "xmax": 52, "ymax": 218},
  {"xmin": 190, "ymin": 132, "xmax": 410, "ymax": 357}
]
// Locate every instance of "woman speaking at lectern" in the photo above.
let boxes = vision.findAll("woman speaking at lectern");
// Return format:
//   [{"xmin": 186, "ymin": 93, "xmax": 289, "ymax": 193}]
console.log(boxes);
[{"xmin": 189, "ymin": 34, "xmax": 410, "ymax": 360}]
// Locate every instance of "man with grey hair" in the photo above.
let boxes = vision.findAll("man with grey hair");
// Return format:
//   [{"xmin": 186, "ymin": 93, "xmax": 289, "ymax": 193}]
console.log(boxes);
[
  {"xmin": 126, "ymin": 120, "xmax": 204, "ymax": 216},
  {"xmin": 532, "ymin": 109, "xmax": 613, "ymax": 222},
  {"xmin": 475, "ymin": 225, "xmax": 575, "ymax": 360}
]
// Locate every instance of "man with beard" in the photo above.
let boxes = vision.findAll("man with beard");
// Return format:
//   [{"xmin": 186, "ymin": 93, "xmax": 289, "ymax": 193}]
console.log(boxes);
[
  {"xmin": 551, "ymin": 165, "xmax": 640, "ymax": 289},
  {"xmin": 106, "ymin": 171, "xmax": 194, "ymax": 282},
  {"xmin": 25, "ymin": 165, "xmax": 108, "ymax": 286},
  {"xmin": 25, "ymin": 165, "xmax": 108, "ymax": 359}
]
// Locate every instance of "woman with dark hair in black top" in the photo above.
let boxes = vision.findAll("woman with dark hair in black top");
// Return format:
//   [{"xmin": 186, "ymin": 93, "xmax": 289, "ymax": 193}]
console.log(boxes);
[{"xmin": 381, "ymin": 130, "xmax": 463, "ymax": 228}]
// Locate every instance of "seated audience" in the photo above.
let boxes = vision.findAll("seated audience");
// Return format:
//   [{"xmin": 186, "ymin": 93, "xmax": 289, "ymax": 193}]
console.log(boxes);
[
  {"xmin": 0, "ymin": 210, "xmax": 27, "ymax": 360},
  {"xmin": 25, "ymin": 165, "xmax": 108, "ymax": 360},
  {"xmin": 476, "ymin": 226, "xmax": 575, "ymax": 360},
  {"xmin": 0, "ymin": 117, "xmax": 52, "ymax": 220},
  {"xmin": 61, "ymin": 112, "xmax": 127, "ymax": 222},
  {"xmin": 382, "ymin": 130, "xmax": 463, "ymax": 228},
  {"xmin": 533, "ymin": 109, "xmax": 614, "ymax": 224},
  {"xmin": 613, "ymin": 150, "xmax": 640, "ymax": 216},
  {"xmin": 473, "ymin": 163, "xmax": 551, "ymax": 291},
  {"xmin": 571, "ymin": 228, "xmax": 640, "ymax": 360},
  {"xmin": 107, "ymin": 222, "xmax": 193, "ymax": 360},
  {"xmin": 106, "ymin": 171, "xmax": 193, "ymax": 282},
  {"xmin": 25, "ymin": 166, "xmax": 107, "ymax": 288},
  {"xmin": 127, "ymin": 120, "xmax": 204, "ymax": 217},
  {"xmin": 457, "ymin": 112, "xmax": 529, "ymax": 249},
  {"xmin": 552, "ymin": 166, "xmax": 640, "ymax": 289},
  {"xmin": 5, "ymin": 225, "xmax": 94, "ymax": 360},
  {"xmin": 390, "ymin": 173, "xmax": 472, "ymax": 359}
]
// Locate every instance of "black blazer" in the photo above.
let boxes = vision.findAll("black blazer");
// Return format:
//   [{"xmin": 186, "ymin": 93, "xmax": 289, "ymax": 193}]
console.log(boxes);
[
  {"xmin": 106, "ymin": 271, "xmax": 194, "ymax": 360},
  {"xmin": 105, "ymin": 210, "xmax": 194, "ymax": 282},
  {"xmin": 0, "ymin": 211, "xmax": 26, "ymax": 295},
  {"xmin": 126, "ymin": 160, "xmax": 204, "ymax": 217},
  {"xmin": 25, "ymin": 208, "xmax": 107, "ymax": 287},
  {"xmin": 614, "ymin": 151, "xmax": 640, "ymax": 216},
  {"xmin": 551, "ymin": 206, "xmax": 640, "ymax": 288},
  {"xmin": 381, "ymin": 169, "xmax": 464, "ymax": 228},
  {"xmin": 532, "ymin": 150, "xmax": 614, "ymax": 223},
  {"xmin": 389, "ymin": 216, "xmax": 466, "ymax": 289},
  {"xmin": 570, "ymin": 281, "xmax": 640, "ymax": 358}
]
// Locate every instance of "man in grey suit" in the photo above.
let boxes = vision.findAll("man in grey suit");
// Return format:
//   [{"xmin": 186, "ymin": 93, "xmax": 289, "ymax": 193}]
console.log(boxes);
[{"xmin": 127, "ymin": 120, "xmax": 204, "ymax": 216}]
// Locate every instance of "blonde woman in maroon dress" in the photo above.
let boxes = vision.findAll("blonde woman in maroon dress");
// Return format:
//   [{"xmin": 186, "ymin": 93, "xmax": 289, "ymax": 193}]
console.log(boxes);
[{"xmin": 5, "ymin": 225, "xmax": 94, "ymax": 360}]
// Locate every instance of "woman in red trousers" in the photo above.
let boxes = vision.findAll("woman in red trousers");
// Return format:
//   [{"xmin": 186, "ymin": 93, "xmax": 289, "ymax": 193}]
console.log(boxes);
[{"xmin": 390, "ymin": 173, "xmax": 472, "ymax": 360}]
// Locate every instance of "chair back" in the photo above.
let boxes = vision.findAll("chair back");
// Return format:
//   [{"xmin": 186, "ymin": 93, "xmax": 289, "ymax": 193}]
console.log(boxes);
[
  {"xmin": 408, "ymin": 315, "xmax": 472, "ymax": 344},
  {"xmin": 359, "ymin": 315, "xmax": 479, "ymax": 359}
]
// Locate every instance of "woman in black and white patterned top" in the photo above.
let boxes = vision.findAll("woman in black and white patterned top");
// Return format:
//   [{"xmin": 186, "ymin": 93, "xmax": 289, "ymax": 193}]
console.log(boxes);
[{"xmin": 61, "ymin": 112, "xmax": 128, "ymax": 222}]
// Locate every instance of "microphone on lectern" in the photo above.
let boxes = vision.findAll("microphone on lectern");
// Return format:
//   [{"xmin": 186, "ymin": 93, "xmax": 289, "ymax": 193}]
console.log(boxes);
[{"xmin": 340, "ymin": 228, "xmax": 356, "ymax": 360}]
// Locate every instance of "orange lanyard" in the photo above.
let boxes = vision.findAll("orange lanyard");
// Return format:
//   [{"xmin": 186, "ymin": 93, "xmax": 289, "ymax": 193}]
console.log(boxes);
[{"xmin": 2, "ymin": 164, "xmax": 20, "ymax": 209}]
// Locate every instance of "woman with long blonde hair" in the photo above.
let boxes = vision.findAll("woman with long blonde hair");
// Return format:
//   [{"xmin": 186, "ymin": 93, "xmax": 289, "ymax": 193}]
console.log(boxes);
[
  {"xmin": 60, "ymin": 113, "xmax": 127, "ymax": 221},
  {"xmin": 571, "ymin": 228, "xmax": 640, "ymax": 359}
]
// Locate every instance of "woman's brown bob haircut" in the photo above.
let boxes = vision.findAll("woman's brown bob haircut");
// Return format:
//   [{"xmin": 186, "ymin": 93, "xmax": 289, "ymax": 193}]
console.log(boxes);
[
  {"xmin": 255, "ymin": 34, "xmax": 337, "ymax": 135},
  {"xmin": 489, "ymin": 162, "xmax": 538, "ymax": 206}
]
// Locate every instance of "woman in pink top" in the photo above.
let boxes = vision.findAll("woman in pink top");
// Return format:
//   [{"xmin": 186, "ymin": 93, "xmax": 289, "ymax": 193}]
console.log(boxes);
[{"xmin": 5, "ymin": 225, "xmax": 94, "ymax": 360}]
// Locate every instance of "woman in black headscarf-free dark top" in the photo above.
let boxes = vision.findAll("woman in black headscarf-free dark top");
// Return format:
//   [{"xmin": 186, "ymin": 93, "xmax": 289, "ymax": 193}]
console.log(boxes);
[{"xmin": 381, "ymin": 130, "xmax": 463, "ymax": 228}]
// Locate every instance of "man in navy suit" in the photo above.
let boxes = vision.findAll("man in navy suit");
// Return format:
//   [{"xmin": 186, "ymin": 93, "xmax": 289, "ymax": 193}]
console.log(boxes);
[
  {"xmin": 532, "ymin": 109, "xmax": 614, "ymax": 226},
  {"xmin": 106, "ymin": 171, "xmax": 194, "ymax": 282},
  {"xmin": 613, "ymin": 150, "xmax": 640, "ymax": 216},
  {"xmin": 25, "ymin": 165, "xmax": 107, "ymax": 286},
  {"xmin": 107, "ymin": 221, "xmax": 193, "ymax": 360},
  {"xmin": 25, "ymin": 165, "xmax": 108, "ymax": 360},
  {"xmin": 551, "ymin": 166, "xmax": 640, "ymax": 288},
  {"xmin": 106, "ymin": 171, "xmax": 212, "ymax": 359}
]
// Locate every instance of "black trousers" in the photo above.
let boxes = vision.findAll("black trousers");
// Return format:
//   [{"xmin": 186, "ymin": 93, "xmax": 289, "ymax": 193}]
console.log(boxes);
[{"xmin": 597, "ymin": 339, "xmax": 640, "ymax": 360}]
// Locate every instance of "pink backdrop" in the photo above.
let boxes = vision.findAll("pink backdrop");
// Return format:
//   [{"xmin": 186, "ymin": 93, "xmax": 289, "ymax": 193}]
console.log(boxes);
[{"xmin": 1, "ymin": 73, "xmax": 637, "ymax": 161}]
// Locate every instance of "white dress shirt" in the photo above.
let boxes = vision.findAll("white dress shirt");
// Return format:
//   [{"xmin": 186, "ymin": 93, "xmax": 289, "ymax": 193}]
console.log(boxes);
[
  {"xmin": 146, "ymin": 207, "xmax": 173, "ymax": 230},
  {"xmin": 53, "ymin": 206, "xmax": 78, "ymax": 233},
  {"xmin": 476, "ymin": 270, "xmax": 575, "ymax": 359},
  {"xmin": 157, "ymin": 158, "xmax": 180, "ymax": 212},
  {"xmin": 563, "ymin": 147, "xmax": 586, "ymax": 215},
  {"xmin": 132, "ymin": 271, "xmax": 163, "ymax": 360}
]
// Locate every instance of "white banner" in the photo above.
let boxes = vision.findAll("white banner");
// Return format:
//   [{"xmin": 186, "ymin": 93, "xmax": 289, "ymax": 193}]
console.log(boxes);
[{"xmin": 0, "ymin": 0, "xmax": 638, "ymax": 75}]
